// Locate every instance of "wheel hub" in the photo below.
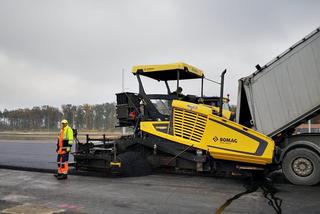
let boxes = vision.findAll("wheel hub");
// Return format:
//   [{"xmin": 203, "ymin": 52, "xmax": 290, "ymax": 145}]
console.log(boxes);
[{"xmin": 292, "ymin": 157, "xmax": 313, "ymax": 177}]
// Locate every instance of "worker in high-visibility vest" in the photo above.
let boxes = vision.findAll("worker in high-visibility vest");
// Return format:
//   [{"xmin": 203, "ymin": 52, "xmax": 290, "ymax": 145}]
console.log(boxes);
[{"xmin": 54, "ymin": 119, "xmax": 73, "ymax": 180}]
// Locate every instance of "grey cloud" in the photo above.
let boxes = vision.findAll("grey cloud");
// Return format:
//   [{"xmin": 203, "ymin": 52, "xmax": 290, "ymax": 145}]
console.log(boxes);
[{"xmin": 0, "ymin": 0, "xmax": 319, "ymax": 110}]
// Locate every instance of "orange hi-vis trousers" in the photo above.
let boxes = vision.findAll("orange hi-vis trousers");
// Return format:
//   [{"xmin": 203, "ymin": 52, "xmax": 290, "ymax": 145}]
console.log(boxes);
[
  {"xmin": 57, "ymin": 153, "xmax": 69, "ymax": 174},
  {"xmin": 57, "ymin": 127, "xmax": 69, "ymax": 175}
]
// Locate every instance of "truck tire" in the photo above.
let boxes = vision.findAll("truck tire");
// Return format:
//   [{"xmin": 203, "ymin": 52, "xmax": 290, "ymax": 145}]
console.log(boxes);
[
  {"xmin": 117, "ymin": 151, "xmax": 152, "ymax": 177},
  {"xmin": 282, "ymin": 148, "xmax": 320, "ymax": 185}
]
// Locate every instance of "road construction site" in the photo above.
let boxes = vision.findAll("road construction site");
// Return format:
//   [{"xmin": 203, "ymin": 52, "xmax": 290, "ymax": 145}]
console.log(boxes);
[{"xmin": 1, "ymin": 27, "xmax": 320, "ymax": 213}]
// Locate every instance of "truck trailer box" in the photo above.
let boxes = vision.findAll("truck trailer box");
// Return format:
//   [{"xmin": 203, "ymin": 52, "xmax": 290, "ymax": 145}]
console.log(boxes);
[{"xmin": 237, "ymin": 28, "xmax": 320, "ymax": 137}]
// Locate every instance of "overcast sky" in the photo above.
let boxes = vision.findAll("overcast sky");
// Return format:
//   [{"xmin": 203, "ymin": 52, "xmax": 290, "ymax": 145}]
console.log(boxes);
[{"xmin": 0, "ymin": 0, "xmax": 319, "ymax": 110}]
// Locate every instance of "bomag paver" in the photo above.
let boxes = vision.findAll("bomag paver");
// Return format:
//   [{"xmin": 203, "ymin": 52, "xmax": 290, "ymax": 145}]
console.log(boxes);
[{"xmin": 73, "ymin": 62, "xmax": 274, "ymax": 179}]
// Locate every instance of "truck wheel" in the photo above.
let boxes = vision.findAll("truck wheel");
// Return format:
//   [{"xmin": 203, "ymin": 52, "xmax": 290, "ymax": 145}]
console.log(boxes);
[
  {"xmin": 117, "ymin": 151, "xmax": 152, "ymax": 176},
  {"xmin": 282, "ymin": 148, "xmax": 320, "ymax": 185}
]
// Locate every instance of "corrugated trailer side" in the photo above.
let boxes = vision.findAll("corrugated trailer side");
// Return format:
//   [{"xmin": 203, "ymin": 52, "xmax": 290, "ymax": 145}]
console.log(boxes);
[{"xmin": 237, "ymin": 28, "xmax": 320, "ymax": 137}]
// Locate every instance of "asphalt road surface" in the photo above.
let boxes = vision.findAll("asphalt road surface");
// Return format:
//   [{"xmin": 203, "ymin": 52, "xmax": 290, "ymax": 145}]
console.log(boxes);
[
  {"xmin": 0, "ymin": 139, "xmax": 73, "ymax": 170},
  {"xmin": 0, "ymin": 140, "xmax": 319, "ymax": 214},
  {"xmin": 0, "ymin": 169, "xmax": 320, "ymax": 214}
]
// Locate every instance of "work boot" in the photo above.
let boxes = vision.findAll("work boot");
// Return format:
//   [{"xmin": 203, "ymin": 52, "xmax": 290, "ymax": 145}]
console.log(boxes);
[
  {"xmin": 54, "ymin": 173, "xmax": 61, "ymax": 178},
  {"xmin": 57, "ymin": 174, "xmax": 68, "ymax": 180}
]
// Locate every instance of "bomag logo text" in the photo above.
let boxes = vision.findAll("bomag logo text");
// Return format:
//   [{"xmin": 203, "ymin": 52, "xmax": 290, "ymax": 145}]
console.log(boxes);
[
  {"xmin": 220, "ymin": 137, "xmax": 237, "ymax": 143},
  {"xmin": 213, "ymin": 136, "xmax": 237, "ymax": 144}
]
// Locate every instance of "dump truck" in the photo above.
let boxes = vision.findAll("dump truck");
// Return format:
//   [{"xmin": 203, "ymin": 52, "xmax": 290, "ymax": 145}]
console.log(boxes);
[
  {"xmin": 73, "ymin": 27, "xmax": 320, "ymax": 186},
  {"xmin": 237, "ymin": 27, "xmax": 320, "ymax": 185}
]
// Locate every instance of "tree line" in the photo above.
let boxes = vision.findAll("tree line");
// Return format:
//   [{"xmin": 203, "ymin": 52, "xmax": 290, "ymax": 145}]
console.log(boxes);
[{"xmin": 0, "ymin": 103, "xmax": 117, "ymax": 131}]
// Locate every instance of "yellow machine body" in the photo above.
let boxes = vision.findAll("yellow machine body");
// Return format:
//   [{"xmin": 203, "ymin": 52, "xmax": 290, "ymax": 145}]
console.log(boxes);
[{"xmin": 140, "ymin": 100, "xmax": 275, "ymax": 165}]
